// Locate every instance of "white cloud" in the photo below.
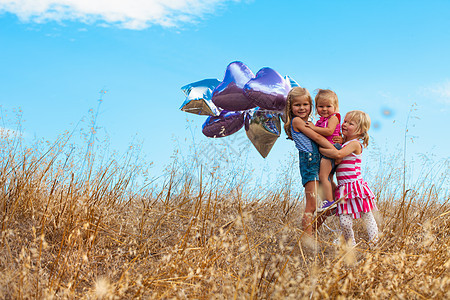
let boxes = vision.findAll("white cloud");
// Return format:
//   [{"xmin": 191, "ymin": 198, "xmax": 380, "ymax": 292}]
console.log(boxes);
[
  {"xmin": 424, "ymin": 80, "xmax": 450, "ymax": 105},
  {"xmin": 0, "ymin": 0, "xmax": 238, "ymax": 29}
]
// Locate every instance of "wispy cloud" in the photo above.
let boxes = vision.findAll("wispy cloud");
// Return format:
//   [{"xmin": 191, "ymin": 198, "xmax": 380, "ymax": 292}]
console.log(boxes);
[
  {"xmin": 0, "ymin": 0, "xmax": 239, "ymax": 29},
  {"xmin": 424, "ymin": 80, "xmax": 450, "ymax": 105}
]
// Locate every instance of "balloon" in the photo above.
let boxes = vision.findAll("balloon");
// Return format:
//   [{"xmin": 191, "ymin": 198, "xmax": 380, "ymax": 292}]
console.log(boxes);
[
  {"xmin": 212, "ymin": 61, "xmax": 256, "ymax": 111},
  {"xmin": 280, "ymin": 75, "xmax": 300, "ymax": 123},
  {"xmin": 179, "ymin": 62, "xmax": 300, "ymax": 158},
  {"xmin": 202, "ymin": 110, "xmax": 244, "ymax": 138},
  {"xmin": 245, "ymin": 109, "xmax": 281, "ymax": 158},
  {"xmin": 180, "ymin": 79, "xmax": 221, "ymax": 116},
  {"xmin": 243, "ymin": 67, "xmax": 291, "ymax": 111},
  {"xmin": 284, "ymin": 75, "xmax": 300, "ymax": 88}
]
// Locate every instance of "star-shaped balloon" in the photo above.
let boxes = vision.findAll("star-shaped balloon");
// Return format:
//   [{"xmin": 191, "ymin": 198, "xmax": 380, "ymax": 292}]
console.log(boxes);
[
  {"xmin": 180, "ymin": 61, "xmax": 299, "ymax": 158},
  {"xmin": 212, "ymin": 61, "xmax": 256, "ymax": 111},
  {"xmin": 245, "ymin": 109, "xmax": 282, "ymax": 158},
  {"xmin": 180, "ymin": 79, "xmax": 221, "ymax": 116}
]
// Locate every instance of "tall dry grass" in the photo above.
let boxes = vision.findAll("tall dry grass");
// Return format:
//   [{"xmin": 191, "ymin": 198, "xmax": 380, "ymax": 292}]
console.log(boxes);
[{"xmin": 0, "ymin": 119, "xmax": 449, "ymax": 299}]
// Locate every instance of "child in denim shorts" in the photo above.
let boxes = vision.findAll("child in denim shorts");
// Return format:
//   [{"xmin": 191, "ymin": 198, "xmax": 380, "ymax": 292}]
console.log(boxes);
[{"xmin": 283, "ymin": 87, "xmax": 338, "ymax": 236}]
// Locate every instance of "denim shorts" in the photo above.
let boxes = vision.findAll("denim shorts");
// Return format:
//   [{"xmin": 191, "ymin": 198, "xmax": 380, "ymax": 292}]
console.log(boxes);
[{"xmin": 298, "ymin": 151, "xmax": 321, "ymax": 186}]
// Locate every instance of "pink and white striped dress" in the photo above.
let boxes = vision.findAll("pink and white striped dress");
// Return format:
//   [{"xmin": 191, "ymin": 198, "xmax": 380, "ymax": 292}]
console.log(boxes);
[{"xmin": 335, "ymin": 139, "xmax": 377, "ymax": 219}]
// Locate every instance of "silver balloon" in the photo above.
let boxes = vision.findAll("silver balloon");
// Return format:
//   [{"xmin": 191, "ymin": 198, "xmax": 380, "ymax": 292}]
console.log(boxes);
[
  {"xmin": 284, "ymin": 75, "xmax": 300, "ymax": 88},
  {"xmin": 245, "ymin": 109, "xmax": 281, "ymax": 158},
  {"xmin": 180, "ymin": 79, "xmax": 221, "ymax": 116}
]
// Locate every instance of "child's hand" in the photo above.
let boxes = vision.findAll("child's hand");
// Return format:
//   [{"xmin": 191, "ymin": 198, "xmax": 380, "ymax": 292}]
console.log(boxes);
[
  {"xmin": 305, "ymin": 122, "xmax": 316, "ymax": 130},
  {"xmin": 332, "ymin": 135, "xmax": 343, "ymax": 144}
]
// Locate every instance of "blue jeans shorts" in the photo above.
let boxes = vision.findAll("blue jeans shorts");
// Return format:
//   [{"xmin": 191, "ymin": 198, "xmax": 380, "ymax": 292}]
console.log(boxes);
[{"xmin": 299, "ymin": 151, "xmax": 321, "ymax": 186}]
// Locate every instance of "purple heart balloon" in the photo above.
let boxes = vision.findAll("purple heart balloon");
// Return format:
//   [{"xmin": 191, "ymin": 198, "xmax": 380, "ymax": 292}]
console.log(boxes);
[
  {"xmin": 243, "ymin": 67, "xmax": 291, "ymax": 111},
  {"xmin": 202, "ymin": 110, "xmax": 244, "ymax": 138},
  {"xmin": 212, "ymin": 61, "xmax": 256, "ymax": 111}
]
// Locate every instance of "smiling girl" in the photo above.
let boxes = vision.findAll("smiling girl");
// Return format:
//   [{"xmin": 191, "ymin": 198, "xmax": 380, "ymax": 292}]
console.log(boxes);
[
  {"xmin": 320, "ymin": 110, "xmax": 378, "ymax": 246},
  {"xmin": 305, "ymin": 89, "xmax": 341, "ymax": 211},
  {"xmin": 284, "ymin": 87, "xmax": 336, "ymax": 236}
]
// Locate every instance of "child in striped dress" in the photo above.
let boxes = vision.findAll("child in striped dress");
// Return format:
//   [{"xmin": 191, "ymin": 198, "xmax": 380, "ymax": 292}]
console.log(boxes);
[{"xmin": 320, "ymin": 110, "xmax": 378, "ymax": 246}]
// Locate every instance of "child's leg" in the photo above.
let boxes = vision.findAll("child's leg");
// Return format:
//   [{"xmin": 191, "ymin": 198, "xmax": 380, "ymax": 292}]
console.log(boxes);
[
  {"xmin": 319, "ymin": 158, "xmax": 333, "ymax": 202},
  {"xmin": 339, "ymin": 214, "xmax": 356, "ymax": 246},
  {"xmin": 331, "ymin": 180, "xmax": 337, "ymax": 196},
  {"xmin": 361, "ymin": 212, "xmax": 379, "ymax": 244},
  {"xmin": 302, "ymin": 180, "xmax": 319, "ymax": 235}
]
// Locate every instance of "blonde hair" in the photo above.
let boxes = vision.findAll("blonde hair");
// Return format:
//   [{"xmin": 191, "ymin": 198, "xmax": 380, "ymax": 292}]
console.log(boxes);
[
  {"xmin": 283, "ymin": 87, "xmax": 312, "ymax": 140},
  {"xmin": 315, "ymin": 89, "xmax": 339, "ymax": 113},
  {"xmin": 345, "ymin": 110, "xmax": 371, "ymax": 147}
]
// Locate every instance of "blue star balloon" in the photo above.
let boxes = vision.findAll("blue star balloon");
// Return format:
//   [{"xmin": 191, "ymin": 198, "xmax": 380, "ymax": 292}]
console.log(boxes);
[{"xmin": 180, "ymin": 79, "xmax": 221, "ymax": 116}]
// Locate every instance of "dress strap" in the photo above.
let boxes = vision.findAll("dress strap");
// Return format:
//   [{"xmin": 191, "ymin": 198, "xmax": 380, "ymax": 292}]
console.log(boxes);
[
  {"xmin": 342, "ymin": 139, "xmax": 363, "ymax": 153},
  {"xmin": 342, "ymin": 138, "xmax": 359, "ymax": 146},
  {"xmin": 331, "ymin": 113, "xmax": 341, "ymax": 122}
]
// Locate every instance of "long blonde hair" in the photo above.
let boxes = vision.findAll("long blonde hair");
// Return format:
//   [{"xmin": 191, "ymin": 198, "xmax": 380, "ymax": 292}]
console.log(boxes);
[
  {"xmin": 345, "ymin": 110, "xmax": 371, "ymax": 147},
  {"xmin": 315, "ymin": 89, "xmax": 339, "ymax": 113},
  {"xmin": 283, "ymin": 87, "xmax": 312, "ymax": 140}
]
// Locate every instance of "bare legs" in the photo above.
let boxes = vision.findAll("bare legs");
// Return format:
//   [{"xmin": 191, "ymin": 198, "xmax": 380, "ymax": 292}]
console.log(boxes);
[
  {"xmin": 302, "ymin": 180, "xmax": 333, "ymax": 235},
  {"xmin": 319, "ymin": 158, "xmax": 333, "ymax": 203},
  {"xmin": 302, "ymin": 180, "xmax": 318, "ymax": 236}
]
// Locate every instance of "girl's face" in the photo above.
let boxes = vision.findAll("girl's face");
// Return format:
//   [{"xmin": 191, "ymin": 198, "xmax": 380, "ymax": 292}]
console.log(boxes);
[
  {"xmin": 316, "ymin": 99, "xmax": 336, "ymax": 118},
  {"xmin": 291, "ymin": 96, "xmax": 311, "ymax": 121},
  {"xmin": 342, "ymin": 115, "xmax": 358, "ymax": 138}
]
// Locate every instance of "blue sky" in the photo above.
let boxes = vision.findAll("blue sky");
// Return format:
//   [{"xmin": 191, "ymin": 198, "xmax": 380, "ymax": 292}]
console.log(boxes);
[{"xmin": 0, "ymin": 0, "xmax": 449, "ymax": 186}]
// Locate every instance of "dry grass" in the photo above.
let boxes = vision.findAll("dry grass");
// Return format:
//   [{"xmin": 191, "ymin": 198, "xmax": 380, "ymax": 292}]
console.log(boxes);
[{"xmin": 0, "ymin": 127, "xmax": 449, "ymax": 299}]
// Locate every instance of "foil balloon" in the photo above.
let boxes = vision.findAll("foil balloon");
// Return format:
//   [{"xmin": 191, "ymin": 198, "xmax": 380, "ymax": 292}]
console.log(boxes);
[
  {"xmin": 212, "ymin": 61, "xmax": 256, "ymax": 111},
  {"xmin": 202, "ymin": 110, "xmax": 244, "ymax": 138},
  {"xmin": 285, "ymin": 75, "xmax": 299, "ymax": 88},
  {"xmin": 244, "ymin": 67, "xmax": 291, "ymax": 111},
  {"xmin": 245, "ymin": 109, "xmax": 282, "ymax": 158},
  {"xmin": 180, "ymin": 79, "xmax": 221, "ymax": 116}
]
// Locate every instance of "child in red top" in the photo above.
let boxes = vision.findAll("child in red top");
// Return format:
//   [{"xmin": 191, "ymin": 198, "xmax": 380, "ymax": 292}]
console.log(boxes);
[{"xmin": 305, "ymin": 89, "xmax": 341, "ymax": 211}]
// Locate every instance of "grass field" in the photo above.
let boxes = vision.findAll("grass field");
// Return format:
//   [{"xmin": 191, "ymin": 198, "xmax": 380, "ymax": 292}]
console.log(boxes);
[{"xmin": 0, "ymin": 127, "xmax": 448, "ymax": 299}]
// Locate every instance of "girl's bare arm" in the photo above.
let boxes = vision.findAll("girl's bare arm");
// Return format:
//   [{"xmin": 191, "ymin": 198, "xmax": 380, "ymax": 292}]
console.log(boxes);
[
  {"xmin": 319, "ymin": 141, "xmax": 360, "ymax": 159},
  {"xmin": 292, "ymin": 117, "xmax": 334, "ymax": 149},
  {"xmin": 305, "ymin": 115, "xmax": 339, "ymax": 137}
]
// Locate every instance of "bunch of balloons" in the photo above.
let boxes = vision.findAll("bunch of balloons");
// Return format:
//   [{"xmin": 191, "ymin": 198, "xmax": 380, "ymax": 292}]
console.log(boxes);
[{"xmin": 179, "ymin": 61, "xmax": 298, "ymax": 158}]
